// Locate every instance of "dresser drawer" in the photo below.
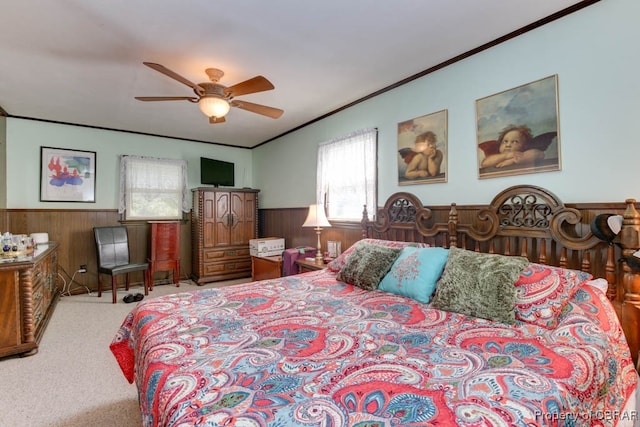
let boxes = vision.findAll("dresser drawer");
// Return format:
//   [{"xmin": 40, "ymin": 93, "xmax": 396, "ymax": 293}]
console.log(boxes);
[
  {"xmin": 202, "ymin": 258, "xmax": 251, "ymax": 275},
  {"xmin": 203, "ymin": 247, "xmax": 250, "ymax": 262},
  {"xmin": 32, "ymin": 287, "xmax": 45, "ymax": 331},
  {"xmin": 32, "ymin": 261, "xmax": 46, "ymax": 287}
]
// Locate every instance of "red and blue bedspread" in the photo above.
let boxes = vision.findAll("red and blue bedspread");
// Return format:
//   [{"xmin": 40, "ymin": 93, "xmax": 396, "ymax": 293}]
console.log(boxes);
[{"xmin": 111, "ymin": 270, "xmax": 637, "ymax": 426}]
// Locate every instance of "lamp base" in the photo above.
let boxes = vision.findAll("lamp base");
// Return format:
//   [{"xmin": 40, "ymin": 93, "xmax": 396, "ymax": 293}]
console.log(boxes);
[{"xmin": 315, "ymin": 227, "xmax": 324, "ymax": 263}]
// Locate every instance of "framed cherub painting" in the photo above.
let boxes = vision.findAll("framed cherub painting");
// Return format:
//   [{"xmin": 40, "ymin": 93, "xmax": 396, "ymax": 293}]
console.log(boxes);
[
  {"xmin": 476, "ymin": 75, "xmax": 561, "ymax": 179},
  {"xmin": 397, "ymin": 109, "xmax": 447, "ymax": 185}
]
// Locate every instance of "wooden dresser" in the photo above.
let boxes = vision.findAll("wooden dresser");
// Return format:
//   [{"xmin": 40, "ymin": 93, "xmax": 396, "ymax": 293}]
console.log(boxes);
[
  {"xmin": 0, "ymin": 242, "xmax": 59, "ymax": 358},
  {"xmin": 191, "ymin": 187, "xmax": 259, "ymax": 284}
]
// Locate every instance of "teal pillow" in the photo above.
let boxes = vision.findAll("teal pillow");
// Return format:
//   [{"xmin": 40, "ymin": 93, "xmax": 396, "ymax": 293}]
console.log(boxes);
[
  {"xmin": 336, "ymin": 242, "xmax": 401, "ymax": 290},
  {"xmin": 379, "ymin": 247, "xmax": 449, "ymax": 303},
  {"xmin": 430, "ymin": 247, "xmax": 529, "ymax": 324}
]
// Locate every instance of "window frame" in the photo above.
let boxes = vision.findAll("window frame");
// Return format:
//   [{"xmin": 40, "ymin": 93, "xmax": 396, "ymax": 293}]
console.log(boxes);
[
  {"xmin": 118, "ymin": 155, "xmax": 189, "ymax": 221},
  {"xmin": 316, "ymin": 128, "xmax": 378, "ymax": 222}
]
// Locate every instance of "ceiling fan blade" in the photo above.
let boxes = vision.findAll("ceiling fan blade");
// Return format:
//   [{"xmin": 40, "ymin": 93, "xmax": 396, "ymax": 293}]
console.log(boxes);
[
  {"xmin": 209, "ymin": 116, "xmax": 226, "ymax": 124},
  {"xmin": 231, "ymin": 100, "xmax": 284, "ymax": 119},
  {"xmin": 143, "ymin": 62, "xmax": 204, "ymax": 95},
  {"xmin": 135, "ymin": 96, "xmax": 198, "ymax": 102},
  {"xmin": 224, "ymin": 76, "xmax": 274, "ymax": 97}
]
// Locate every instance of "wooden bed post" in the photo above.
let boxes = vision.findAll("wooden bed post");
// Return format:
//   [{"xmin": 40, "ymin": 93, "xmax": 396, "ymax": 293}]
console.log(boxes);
[
  {"xmin": 606, "ymin": 245, "xmax": 617, "ymax": 301},
  {"xmin": 361, "ymin": 204, "xmax": 369, "ymax": 239},
  {"xmin": 620, "ymin": 198, "xmax": 640, "ymax": 367},
  {"xmin": 448, "ymin": 203, "xmax": 458, "ymax": 248}
]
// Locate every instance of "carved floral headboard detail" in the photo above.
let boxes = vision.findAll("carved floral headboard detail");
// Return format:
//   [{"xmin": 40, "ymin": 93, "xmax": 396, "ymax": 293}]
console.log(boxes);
[{"xmin": 361, "ymin": 184, "xmax": 640, "ymax": 365}]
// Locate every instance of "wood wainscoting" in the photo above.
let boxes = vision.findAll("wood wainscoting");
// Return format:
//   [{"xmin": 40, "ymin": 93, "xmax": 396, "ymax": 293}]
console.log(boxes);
[
  {"xmin": 259, "ymin": 202, "xmax": 628, "ymax": 276},
  {"xmin": 258, "ymin": 207, "xmax": 365, "ymax": 257},
  {"xmin": 0, "ymin": 201, "xmax": 628, "ymax": 296},
  {"xmin": 2, "ymin": 209, "xmax": 192, "ymax": 294}
]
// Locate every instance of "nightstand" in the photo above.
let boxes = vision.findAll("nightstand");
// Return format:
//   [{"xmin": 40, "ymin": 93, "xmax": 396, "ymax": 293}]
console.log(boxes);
[
  {"xmin": 251, "ymin": 256, "xmax": 282, "ymax": 281},
  {"xmin": 295, "ymin": 258, "xmax": 326, "ymax": 273}
]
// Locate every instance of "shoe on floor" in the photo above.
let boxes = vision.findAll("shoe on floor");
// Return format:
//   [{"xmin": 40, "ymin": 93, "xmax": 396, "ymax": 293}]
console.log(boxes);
[
  {"xmin": 123, "ymin": 294, "xmax": 135, "ymax": 303},
  {"xmin": 133, "ymin": 293, "xmax": 144, "ymax": 302}
]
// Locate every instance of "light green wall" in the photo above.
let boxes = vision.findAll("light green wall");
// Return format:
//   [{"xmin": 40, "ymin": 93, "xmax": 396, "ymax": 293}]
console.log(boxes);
[
  {"xmin": 5, "ymin": 0, "xmax": 640, "ymax": 211},
  {"xmin": 254, "ymin": 0, "xmax": 640, "ymax": 208},
  {"xmin": 0, "ymin": 116, "xmax": 6, "ymax": 208},
  {"xmin": 5, "ymin": 118, "xmax": 253, "ymax": 209}
]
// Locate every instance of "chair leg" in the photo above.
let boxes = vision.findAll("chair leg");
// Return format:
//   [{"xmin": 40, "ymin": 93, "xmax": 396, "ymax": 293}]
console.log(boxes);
[
  {"xmin": 125, "ymin": 273, "xmax": 130, "ymax": 291},
  {"xmin": 148, "ymin": 267, "xmax": 154, "ymax": 292},
  {"xmin": 174, "ymin": 262, "xmax": 180, "ymax": 287},
  {"xmin": 143, "ymin": 270, "xmax": 149, "ymax": 296},
  {"xmin": 111, "ymin": 275, "xmax": 117, "ymax": 304},
  {"xmin": 97, "ymin": 273, "xmax": 102, "ymax": 297}
]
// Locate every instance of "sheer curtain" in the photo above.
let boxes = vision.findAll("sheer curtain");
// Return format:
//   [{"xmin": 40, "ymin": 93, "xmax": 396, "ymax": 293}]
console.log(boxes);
[
  {"xmin": 119, "ymin": 156, "xmax": 189, "ymax": 219},
  {"xmin": 317, "ymin": 128, "xmax": 377, "ymax": 221}
]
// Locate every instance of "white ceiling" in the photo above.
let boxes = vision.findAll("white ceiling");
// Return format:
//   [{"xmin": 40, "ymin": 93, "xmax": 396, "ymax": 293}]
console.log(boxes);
[{"xmin": 0, "ymin": 0, "xmax": 587, "ymax": 149}]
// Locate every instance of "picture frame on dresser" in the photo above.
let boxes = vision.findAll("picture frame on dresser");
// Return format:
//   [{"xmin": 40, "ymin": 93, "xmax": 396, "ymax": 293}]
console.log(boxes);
[{"xmin": 40, "ymin": 146, "xmax": 96, "ymax": 202}]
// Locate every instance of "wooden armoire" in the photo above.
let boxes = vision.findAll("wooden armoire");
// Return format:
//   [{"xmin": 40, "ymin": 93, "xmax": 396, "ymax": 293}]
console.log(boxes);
[{"xmin": 191, "ymin": 187, "xmax": 259, "ymax": 284}]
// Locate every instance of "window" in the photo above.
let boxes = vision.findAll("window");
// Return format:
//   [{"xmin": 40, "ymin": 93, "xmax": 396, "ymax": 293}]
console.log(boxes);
[
  {"xmin": 317, "ymin": 128, "xmax": 377, "ymax": 221},
  {"xmin": 119, "ymin": 156, "xmax": 189, "ymax": 220}
]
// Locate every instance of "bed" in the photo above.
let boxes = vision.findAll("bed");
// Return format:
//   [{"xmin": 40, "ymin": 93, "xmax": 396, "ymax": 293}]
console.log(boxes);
[{"xmin": 111, "ymin": 185, "xmax": 640, "ymax": 426}]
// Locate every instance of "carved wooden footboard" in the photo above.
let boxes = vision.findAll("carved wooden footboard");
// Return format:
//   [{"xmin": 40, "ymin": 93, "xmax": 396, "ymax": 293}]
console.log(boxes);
[{"xmin": 362, "ymin": 184, "xmax": 640, "ymax": 366}]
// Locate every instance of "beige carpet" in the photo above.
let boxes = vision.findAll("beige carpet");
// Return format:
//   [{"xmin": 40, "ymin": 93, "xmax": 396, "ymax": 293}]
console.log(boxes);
[{"xmin": 0, "ymin": 278, "xmax": 249, "ymax": 427}]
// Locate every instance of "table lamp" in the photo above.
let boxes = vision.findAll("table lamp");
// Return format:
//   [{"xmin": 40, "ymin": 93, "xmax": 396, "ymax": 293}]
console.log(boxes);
[{"xmin": 302, "ymin": 204, "xmax": 331, "ymax": 263}]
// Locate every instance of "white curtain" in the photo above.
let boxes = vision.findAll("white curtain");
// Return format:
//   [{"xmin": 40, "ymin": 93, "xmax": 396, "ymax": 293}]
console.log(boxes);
[
  {"xmin": 118, "ymin": 156, "xmax": 189, "ymax": 216},
  {"xmin": 317, "ymin": 128, "xmax": 377, "ymax": 220}
]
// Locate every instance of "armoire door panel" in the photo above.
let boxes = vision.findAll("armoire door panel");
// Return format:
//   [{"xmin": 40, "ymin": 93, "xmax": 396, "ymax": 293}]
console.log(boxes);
[{"xmin": 214, "ymin": 192, "xmax": 231, "ymax": 246}]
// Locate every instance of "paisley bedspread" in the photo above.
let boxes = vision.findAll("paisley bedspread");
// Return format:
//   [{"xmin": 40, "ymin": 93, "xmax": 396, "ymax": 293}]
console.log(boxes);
[{"xmin": 110, "ymin": 269, "xmax": 638, "ymax": 426}]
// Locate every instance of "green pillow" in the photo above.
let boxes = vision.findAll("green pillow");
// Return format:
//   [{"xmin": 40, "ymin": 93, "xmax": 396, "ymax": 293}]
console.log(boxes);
[
  {"xmin": 430, "ymin": 247, "xmax": 529, "ymax": 324},
  {"xmin": 336, "ymin": 242, "xmax": 402, "ymax": 290}
]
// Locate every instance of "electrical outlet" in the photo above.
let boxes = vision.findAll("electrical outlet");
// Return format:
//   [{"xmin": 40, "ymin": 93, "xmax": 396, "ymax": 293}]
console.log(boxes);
[{"xmin": 78, "ymin": 264, "xmax": 87, "ymax": 273}]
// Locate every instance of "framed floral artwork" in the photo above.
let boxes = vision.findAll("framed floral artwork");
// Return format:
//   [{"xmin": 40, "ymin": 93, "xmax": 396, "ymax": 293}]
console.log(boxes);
[
  {"xmin": 40, "ymin": 146, "xmax": 96, "ymax": 202},
  {"xmin": 397, "ymin": 109, "xmax": 447, "ymax": 185},
  {"xmin": 476, "ymin": 75, "xmax": 561, "ymax": 179}
]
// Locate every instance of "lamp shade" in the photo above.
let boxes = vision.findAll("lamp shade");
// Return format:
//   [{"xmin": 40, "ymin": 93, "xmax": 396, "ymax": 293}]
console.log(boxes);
[
  {"xmin": 302, "ymin": 204, "xmax": 331, "ymax": 228},
  {"xmin": 198, "ymin": 96, "xmax": 230, "ymax": 118},
  {"xmin": 591, "ymin": 213, "xmax": 623, "ymax": 243}
]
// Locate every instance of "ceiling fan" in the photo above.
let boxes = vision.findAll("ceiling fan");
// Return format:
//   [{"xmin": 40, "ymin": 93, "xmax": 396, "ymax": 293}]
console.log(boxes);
[{"xmin": 135, "ymin": 62, "xmax": 284, "ymax": 124}]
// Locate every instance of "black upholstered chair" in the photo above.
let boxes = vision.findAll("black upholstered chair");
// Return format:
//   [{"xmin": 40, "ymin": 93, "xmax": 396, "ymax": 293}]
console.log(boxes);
[{"xmin": 93, "ymin": 226, "xmax": 150, "ymax": 303}]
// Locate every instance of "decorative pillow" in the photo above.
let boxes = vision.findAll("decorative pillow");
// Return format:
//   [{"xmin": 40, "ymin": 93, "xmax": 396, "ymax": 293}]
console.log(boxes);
[
  {"xmin": 514, "ymin": 263, "xmax": 592, "ymax": 329},
  {"xmin": 379, "ymin": 247, "xmax": 449, "ymax": 303},
  {"xmin": 430, "ymin": 247, "xmax": 529, "ymax": 324},
  {"xmin": 336, "ymin": 242, "xmax": 402, "ymax": 290},
  {"xmin": 585, "ymin": 278, "xmax": 609, "ymax": 294},
  {"xmin": 328, "ymin": 238, "xmax": 428, "ymax": 272}
]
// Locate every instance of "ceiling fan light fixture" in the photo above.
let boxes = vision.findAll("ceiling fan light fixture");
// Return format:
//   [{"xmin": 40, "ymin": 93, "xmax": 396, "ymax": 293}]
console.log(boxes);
[
  {"xmin": 136, "ymin": 63, "xmax": 282, "ymax": 123},
  {"xmin": 198, "ymin": 96, "xmax": 230, "ymax": 118}
]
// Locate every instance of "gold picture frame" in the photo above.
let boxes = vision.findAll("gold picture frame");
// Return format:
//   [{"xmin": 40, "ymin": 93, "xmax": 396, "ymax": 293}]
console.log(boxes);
[
  {"xmin": 476, "ymin": 75, "xmax": 561, "ymax": 179},
  {"xmin": 397, "ymin": 109, "xmax": 448, "ymax": 185}
]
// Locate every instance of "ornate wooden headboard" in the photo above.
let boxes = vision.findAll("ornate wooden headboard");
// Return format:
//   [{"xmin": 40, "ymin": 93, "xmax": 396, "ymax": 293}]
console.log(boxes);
[{"xmin": 362, "ymin": 184, "xmax": 640, "ymax": 366}]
